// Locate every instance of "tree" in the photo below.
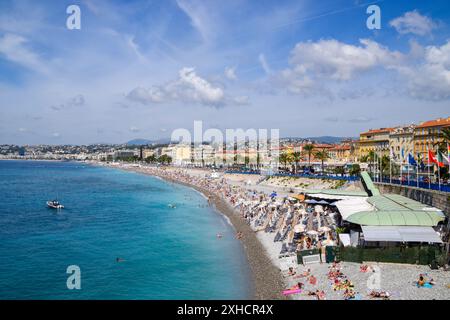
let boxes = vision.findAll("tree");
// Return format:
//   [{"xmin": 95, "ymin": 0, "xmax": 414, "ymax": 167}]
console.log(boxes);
[
  {"xmin": 380, "ymin": 155, "xmax": 390, "ymax": 178},
  {"xmin": 145, "ymin": 155, "xmax": 157, "ymax": 163},
  {"xmin": 314, "ymin": 150, "xmax": 329, "ymax": 174},
  {"xmin": 434, "ymin": 127, "xmax": 450, "ymax": 153},
  {"xmin": 279, "ymin": 152, "xmax": 289, "ymax": 171},
  {"xmin": 303, "ymin": 144, "xmax": 315, "ymax": 170},
  {"xmin": 334, "ymin": 166, "xmax": 346, "ymax": 176},
  {"xmin": 292, "ymin": 151, "xmax": 302, "ymax": 174},
  {"xmin": 349, "ymin": 164, "xmax": 361, "ymax": 176},
  {"xmin": 158, "ymin": 154, "xmax": 172, "ymax": 165}
]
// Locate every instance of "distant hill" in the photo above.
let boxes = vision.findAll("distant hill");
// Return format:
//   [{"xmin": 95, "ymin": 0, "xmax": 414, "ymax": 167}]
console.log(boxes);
[
  {"xmin": 305, "ymin": 136, "xmax": 357, "ymax": 144},
  {"xmin": 126, "ymin": 138, "xmax": 170, "ymax": 146},
  {"xmin": 126, "ymin": 139, "xmax": 152, "ymax": 146}
]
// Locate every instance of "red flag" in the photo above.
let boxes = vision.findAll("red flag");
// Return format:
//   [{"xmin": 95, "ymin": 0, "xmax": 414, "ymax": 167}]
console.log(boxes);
[{"xmin": 428, "ymin": 150, "xmax": 444, "ymax": 167}]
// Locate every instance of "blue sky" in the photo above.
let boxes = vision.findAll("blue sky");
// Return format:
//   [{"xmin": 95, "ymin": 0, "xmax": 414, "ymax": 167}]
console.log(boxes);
[{"xmin": 0, "ymin": 0, "xmax": 449, "ymax": 144}]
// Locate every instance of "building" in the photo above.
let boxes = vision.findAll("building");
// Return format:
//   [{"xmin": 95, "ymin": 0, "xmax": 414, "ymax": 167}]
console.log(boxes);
[
  {"xmin": 389, "ymin": 125, "xmax": 415, "ymax": 163},
  {"xmin": 413, "ymin": 117, "xmax": 450, "ymax": 160},
  {"xmin": 113, "ymin": 150, "xmax": 137, "ymax": 160},
  {"xmin": 358, "ymin": 128, "xmax": 393, "ymax": 160},
  {"xmin": 161, "ymin": 144, "xmax": 192, "ymax": 166},
  {"xmin": 328, "ymin": 144, "xmax": 352, "ymax": 164},
  {"xmin": 192, "ymin": 144, "xmax": 215, "ymax": 166}
]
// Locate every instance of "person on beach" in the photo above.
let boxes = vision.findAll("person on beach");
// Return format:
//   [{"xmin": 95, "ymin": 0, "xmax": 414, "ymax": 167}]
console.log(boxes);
[
  {"xmin": 289, "ymin": 282, "xmax": 304, "ymax": 291},
  {"xmin": 417, "ymin": 274, "xmax": 425, "ymax": 287},
  {"xmin": 288, "ymin": 267, "xmax": 296, "ymax": 276}
]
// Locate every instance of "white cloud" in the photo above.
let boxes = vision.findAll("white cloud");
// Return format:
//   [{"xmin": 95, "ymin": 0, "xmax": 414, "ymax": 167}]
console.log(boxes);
[
  {"xmin": 398, "ymin": 41, "xmax": 450, "ymax": 100},
  {"xmin": 127, "ymin": 67, "xmax": 235, "ymax": 107},
  {"xmin": 129, "ymin": 126, "xmax": 140, "ymax": 133},
  {"xmin": 0, "ymin": 33, "xmax": 48, "ymax": 74},
  {"xmin": 177, "ymin": 67, "xmax": 224, "ymax": 104},
  {"xmin": 52, "ymin": 133, "xmax": 60, "ymax": 138},
  {"xmin": 258, "ymin": 53, "xmax": 271, "ymax": 74},
  {"xmin": 127, "ymin": 87, "xmax": 166, "ymax": 104},
  {"xmin": 390, "ymin": 10, "xmax": 437, "ymax": 36},
  {"xmin": 273, "ymin": 38, "xmax": 403, "ymax": 97},
  {"xmin": 176, "ymin": 0, "xmax": 213, "ymax": 42},
  {"xmin": 231, "ymin": 95, "xmax": 250, "ymax": 105},
  {"xmin": 50, "ymin": 94, "xmax": 85, "ymax": 111},
  {"xmin": 287, "ymin": 39, "xmax": 403, "ymax": 81},
  {"xmin": 224, "ymin": 66, "xmax": 237, "ymax": 80}
]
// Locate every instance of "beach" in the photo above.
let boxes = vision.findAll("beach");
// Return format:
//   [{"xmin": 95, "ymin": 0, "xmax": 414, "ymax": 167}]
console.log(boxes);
[{"xmin": 99, "ymin": 162, "xmax": 450, "ymax": 300}]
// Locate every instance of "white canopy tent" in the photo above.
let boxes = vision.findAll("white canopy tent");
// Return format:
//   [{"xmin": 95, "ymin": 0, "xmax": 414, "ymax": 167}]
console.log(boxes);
[
  {"xmin": 361, "ymin": 226, "xmax": 442, "ymax": 243},
  {"xmin": 335, "ymin": 197, "xmax": 374, "ymax": 221}
]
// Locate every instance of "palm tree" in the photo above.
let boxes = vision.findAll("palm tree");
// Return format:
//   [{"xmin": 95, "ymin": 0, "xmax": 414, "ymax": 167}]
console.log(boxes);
[
  {"xmin": 292, "ymin": 151, "xmax": 302, "ymax": 174},
  {"xmin": 279, "ymin": 152, "xmax": 290, "ymax": 171},
  {"xmin": 434, "ymin": 127, "xmax": 450, "ymax": 153},
  {"xmin": 315, "ymin": 150, "xmax": 329, "ymax": 174},
  {"xmin": 303, "ymin": 144, "xmax": 315, "ymax": 170}
]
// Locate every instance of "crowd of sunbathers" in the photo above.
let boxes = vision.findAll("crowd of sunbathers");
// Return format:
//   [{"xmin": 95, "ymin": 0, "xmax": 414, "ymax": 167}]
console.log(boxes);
[{"xmin": 328, "ymin": 262, "xmax": 359, "ymax": 300}]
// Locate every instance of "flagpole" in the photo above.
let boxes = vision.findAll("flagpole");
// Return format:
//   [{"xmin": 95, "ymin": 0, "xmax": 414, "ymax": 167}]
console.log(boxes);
[
  {"xmin": 416, "ymin": 163, "xmax": 419, "ymax": 188},
  {"xmin": 427, "ymin": 148, "xmax": 431, "ymax": 189},
  {"xmin": 400, "ymin": 155, "xmax": 403, "ymax": 186},
  {"xmin": 407, "ymin": 157, "xmax": 410, "ymax": 187},
  {"xmin": 438, "ymin": 164, "xmax": 441, "ymax": 191},
  {"xmin": 389, "ymin": 151, "xmax": 392, "ymax": 184},
  {"xmin": 448, "ymin": 142, "xmax": 450, "ymax": 179},
  {"xmin": 380, "ymin": 151, "xmax": 382, "ymax": 182},
  {"xmin": 438, "ymin": 152, "xmax": 441, "ymax": 191}
]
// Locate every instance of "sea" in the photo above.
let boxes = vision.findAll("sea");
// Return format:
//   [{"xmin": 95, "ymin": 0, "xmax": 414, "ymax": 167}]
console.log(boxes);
[{"xmin": 0, "ymin": 160, "xmax": 252, "ymax": 299}]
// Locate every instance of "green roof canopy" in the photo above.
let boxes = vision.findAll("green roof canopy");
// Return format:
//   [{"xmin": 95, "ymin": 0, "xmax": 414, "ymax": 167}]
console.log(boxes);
[
  {"xmin": 360, "ymin": 171, "xmax": 381, "ymax": 196},
  {"xmin": 346, "ymin": 210, "xmax": 444, "ymax": 227},
  {"xmin": 306, "ymin": 189, "xmax": 368, "ymax": 197}
]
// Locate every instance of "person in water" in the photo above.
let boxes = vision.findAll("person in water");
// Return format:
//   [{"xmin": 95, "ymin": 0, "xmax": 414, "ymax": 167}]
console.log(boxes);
[{"xmin": 116, "ymin": 257, "xmax": 125, "ymax": 263}]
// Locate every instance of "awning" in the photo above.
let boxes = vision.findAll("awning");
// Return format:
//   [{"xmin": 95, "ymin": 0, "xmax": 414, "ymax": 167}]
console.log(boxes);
[
  {"xmin": 338, "ymin": 233, "xmax": 351, "ymax": 247},
  {"xmin": 335, "ymin": 197, "xmax": 373, "ymax": 220},
  {"xmin": 361, "ymin": 226, "xmax": 442, "ymax": 243},
  {"xmin": 347, "ymin": 210, "xmax": 445, "ymax": 227}
]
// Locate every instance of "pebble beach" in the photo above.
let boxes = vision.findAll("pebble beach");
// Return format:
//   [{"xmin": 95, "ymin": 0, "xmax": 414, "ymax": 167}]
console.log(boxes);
[{"xmin": 102, "ymin": 162, "xmax": 450, "ymax": 300}]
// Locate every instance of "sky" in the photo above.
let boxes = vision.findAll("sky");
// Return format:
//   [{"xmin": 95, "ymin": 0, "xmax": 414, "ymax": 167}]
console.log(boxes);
[{"xmin": 0, "ymin": 0, "xmax": 449, "ymax": 145}]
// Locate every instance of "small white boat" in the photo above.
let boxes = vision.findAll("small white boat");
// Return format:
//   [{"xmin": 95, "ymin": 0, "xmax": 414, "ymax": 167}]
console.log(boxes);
[{"xmin": 47, "ymin": 200, "xmax": 64, "ymax": 209}]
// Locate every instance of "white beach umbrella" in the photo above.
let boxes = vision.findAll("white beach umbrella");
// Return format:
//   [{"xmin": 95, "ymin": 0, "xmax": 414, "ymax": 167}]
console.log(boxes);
[
  {"xmin": 294, "ymin": 224, "xmax": 305, "ymax": 233},
  {"xmin": 319, "ymin": 226, "xmax": 331, "ymax": 232},
  {"xmin": 307, "ymin": 230, "xmax": 319, "ymax": 236}
]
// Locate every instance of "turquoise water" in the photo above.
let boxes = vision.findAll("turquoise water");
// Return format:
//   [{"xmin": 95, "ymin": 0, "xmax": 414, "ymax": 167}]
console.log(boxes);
[{"xmin": 0, "ymin": 160, "xmax": 252, "ymax": 299}]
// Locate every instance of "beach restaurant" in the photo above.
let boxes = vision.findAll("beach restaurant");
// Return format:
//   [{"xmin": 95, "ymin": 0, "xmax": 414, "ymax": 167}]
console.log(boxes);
[{"xmin": 299, "ymin": 174, "xmax": 447, "ymax": 265}]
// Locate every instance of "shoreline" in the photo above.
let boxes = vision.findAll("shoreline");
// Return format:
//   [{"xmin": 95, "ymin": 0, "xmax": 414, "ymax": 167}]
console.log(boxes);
[{"xmin": 108, "ymin": 164, "xmax": 287, "ymax": 300}]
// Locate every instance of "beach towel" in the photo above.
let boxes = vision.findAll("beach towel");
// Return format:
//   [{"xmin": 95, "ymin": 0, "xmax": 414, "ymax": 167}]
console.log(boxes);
[{"xmin": 282, "ymin": 289, "xmax": 302, "ymax": 295}]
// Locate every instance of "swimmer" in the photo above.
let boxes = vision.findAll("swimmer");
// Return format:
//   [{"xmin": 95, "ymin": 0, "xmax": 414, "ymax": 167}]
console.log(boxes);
[
  {"xmin": 116, "ymin": 257, "xmax": 125, "ymax": 263},
  {"xmin": 216, "ymin": 233, "xmax": 223, "ymax": 238}
]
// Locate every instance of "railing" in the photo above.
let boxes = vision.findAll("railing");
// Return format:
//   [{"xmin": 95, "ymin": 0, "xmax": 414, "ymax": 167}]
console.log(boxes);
[
  {"xmin": 273, "ymin": 173, "xmax": 360, "ymax": 181},
  {"xmin": 224, "ymin": 170, "xmax": 360, "ymax": 181},
  {"xmin": 376, "ymin": 178, "xmax": 450, "ymax": 193}
]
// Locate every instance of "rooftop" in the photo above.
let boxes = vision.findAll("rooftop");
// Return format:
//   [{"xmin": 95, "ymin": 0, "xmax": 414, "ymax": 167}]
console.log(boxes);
[{"xmin": 416, "ymin": 117, "xmax": 450, "ymax": 129}]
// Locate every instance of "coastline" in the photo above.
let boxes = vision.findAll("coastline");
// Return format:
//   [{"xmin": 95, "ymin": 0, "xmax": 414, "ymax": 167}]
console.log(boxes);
[{"xmin": 108, "ymin": 164, "xmax": 287, "ymax": 300}]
